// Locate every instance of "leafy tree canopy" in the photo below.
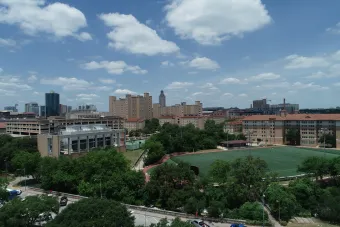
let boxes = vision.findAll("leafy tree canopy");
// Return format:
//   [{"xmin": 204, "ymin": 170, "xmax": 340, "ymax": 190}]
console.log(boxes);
[
  {"xmin": 0, "ymin": 195, "xmax": 59, "ymax": 227},
  {"xmin": 46, "ymin": 198, "xmax": 134, "ymax": 227}
]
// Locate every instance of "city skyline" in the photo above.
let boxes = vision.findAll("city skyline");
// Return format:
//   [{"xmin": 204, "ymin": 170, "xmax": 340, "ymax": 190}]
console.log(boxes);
[{"xmin": 1, "ymin": 0, "xmax": 340, "ymax": 111}]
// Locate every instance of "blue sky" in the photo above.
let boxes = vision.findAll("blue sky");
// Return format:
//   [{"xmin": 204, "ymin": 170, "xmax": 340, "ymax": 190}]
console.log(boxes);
[{"xmin": 1, "ymin": 0, "xmax": 340, "ymax": 111}]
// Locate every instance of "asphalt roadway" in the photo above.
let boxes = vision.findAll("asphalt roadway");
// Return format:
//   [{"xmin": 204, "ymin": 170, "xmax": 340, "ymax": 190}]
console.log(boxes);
[{"xmin": 12, "ymin": 183, "xmax": 236, "ymax": 227}]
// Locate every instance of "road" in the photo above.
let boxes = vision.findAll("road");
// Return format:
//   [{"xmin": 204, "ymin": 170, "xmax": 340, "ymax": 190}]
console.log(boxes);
[{"xmin": 9, "ymin": 177, "xmax": 242, "ymax": 227}]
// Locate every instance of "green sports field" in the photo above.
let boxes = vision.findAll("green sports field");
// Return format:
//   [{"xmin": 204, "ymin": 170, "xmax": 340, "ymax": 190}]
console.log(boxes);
[{"xmin": 166, "ymin": 146, "xmax": 340, "ymax": 177}]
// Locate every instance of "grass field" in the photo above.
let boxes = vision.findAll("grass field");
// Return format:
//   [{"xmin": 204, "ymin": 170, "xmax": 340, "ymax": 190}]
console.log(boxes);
[
  {"xmin": 123, "ymin": 149, "xmax": 144, "ymax": 166},
  {"xmin": 154, "ymin": 146, "xmax": 340, "ymax": 177}
]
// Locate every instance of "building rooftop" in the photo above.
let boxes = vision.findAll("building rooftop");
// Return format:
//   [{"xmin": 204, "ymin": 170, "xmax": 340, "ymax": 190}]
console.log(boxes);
[
  {"xmin": 61, "ymin": 124, "xmax": 116, "ymax": 135},
  {"xmin": 243, "ymin": 114, "xmax": 340, "ymax": 121}
]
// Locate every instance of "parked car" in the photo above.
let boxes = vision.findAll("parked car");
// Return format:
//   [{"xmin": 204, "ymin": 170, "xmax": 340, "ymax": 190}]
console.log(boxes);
[
  {"xmin": 59, "ymin": 196, "xmax": 68, "ymax": 206},
  {"xmin": 230, "ymin": 224, "xmax": 246, "ymax": 227},
  {"xmin": 6, "ymin": 188, "xmax": 22, "ymax": 195},
  {"xmin": 37, "ymin": 212, "xmax": 53, "ymax": 222},
  {"xmin": 188, "ymin": 219, "xmax": 210, "ymax": 227}
]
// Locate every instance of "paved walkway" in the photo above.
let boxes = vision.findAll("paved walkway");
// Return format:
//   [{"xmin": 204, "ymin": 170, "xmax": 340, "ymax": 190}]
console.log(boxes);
[{"xmin": 262, "ymin": 204, "xmax": 282, "ymax": 227}]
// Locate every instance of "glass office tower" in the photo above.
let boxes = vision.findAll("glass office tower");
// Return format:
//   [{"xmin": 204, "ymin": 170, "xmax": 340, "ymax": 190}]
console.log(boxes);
[{"xmin": 45, "ymin": 91, "xmax": 60, "ymax": 117}]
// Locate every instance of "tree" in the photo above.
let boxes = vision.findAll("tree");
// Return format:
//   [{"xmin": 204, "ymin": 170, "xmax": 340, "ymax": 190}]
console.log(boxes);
[
  {"xmin": 0, "ymin": 178, "xmax": 9, "ymax": 201},
  {"xmin": 329, "ymin": 157, "xmax": 340, "ymax": 184},
  {"xmin": 11, "ymin": 151, "xmax": 41, "ymax": 180},
  {"xmin": 46, "ymin": 198, "xmax": 134, "ymax": 227},
  {"xmin": 317, "ymin": 187, "xmax": 340, "ymax": 223},
  {"xmin": 238, "ymin": 202, "xmax": 268, "ymax": 221},
  {"xmin": 143, "ymin": 140, "xmax": 165, "ymax": 166},
  {"xmin": 144, "ymin": 118, "xmax": 161, "ymax": 134},
  {"xmin": 285, "ymin": 129, "xmax": 300, "ymax": 145},
  {"xmin": 0, "ymin": 135, "xmax": 38, "ymax": 172},
  {"xmin": 39, "ymin": 148, "xmax": 145, "ymax": 204},
  {"xmin": 145, "ymin": 162, "xmax": 196, "ymax": 210},
  {"xmin": 318, "ymin": 134, "xmax": 336, "ymax": 148},
  {"xmin": 0, "ymin": 195, "xmax": 59, "ymax": 227},
  {"xmin": 297, "ymin": 156, "xmax": 329, "ymax": 180},
  {"xmin": 288, "ymin": 178, "xmax": 320, "ymax": 213},
  {"xmin": 208, "ymin": 160, "xmax": 231, "ymax": 184},
  {"xmin": 229, "ymin": 156, "xmax": 269, "ymax": 202},
  {"xmin": 265, "ymin": 183, "xmax": 299, "ymax": 221}
]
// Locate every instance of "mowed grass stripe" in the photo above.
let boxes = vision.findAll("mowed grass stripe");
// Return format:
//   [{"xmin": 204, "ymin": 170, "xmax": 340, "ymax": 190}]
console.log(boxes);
[{"xmin": 168, "ymin": 146, "xmax": 340, "ymax": 177}]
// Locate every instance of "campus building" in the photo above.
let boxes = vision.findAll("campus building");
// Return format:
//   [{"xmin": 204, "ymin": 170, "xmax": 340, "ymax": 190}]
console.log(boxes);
[
  {"xmin": 159, "ymin": 116, "xmax": 206, "ymax": 129},
  {"xmin": 124, "ymin": 118, "xmax": 145, "ymax": 132},
  {"xmin": 153, "ymin": 101, "xmax": 203, "ymax": 118},
  {"xmin": 37, "ymin": 124, "xmax": 126, "ymax": 158},
  {"xmin": 5, "ymin": 116, "xmax": 124, "ymax": 136},
  {"xmin": 109, "ymin": 93, "xmax": 153, "ymax": 120},
  {"xmin": 242, "ymin": 113, "xmax": 340, "ymax": 148}
]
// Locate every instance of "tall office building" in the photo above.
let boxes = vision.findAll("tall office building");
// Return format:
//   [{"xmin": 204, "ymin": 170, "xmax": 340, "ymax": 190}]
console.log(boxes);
[
  {"xmin": 159, "ymin": 90, "xmax": 166, "ymax": 108},
  {"xmin": 25, "ymin": 102, "xmax": 39, "ymax": 115},
  {"xmin": 45, "ymin": 91, "xmax": 60, "ymax": 117},
  {"xmin": 109, "ymin": 93, "xmax": 153, "ymax": 120}
]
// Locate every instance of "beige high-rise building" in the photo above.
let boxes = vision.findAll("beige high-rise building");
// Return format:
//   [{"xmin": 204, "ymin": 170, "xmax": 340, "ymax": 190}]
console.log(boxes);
[
  {"xmin": 109, "ymin": 93, "xmax": 153, "ymax": 120},
  {"xmin": 153, "ymin": 101, "xmax": 203, "ymax": 118}
]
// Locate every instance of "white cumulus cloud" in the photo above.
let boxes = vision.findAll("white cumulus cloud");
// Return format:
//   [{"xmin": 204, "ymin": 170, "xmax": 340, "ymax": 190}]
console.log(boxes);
[
  {"xmin": 76, "ymin": 93, "xmax": 99, "ymax": 101},
  {"xmin": 99, "ymin": 13, "xmax": 179, "ymax": 56},
  {"xmin": 113, "ymin": 89, "xmax": 136, "ymax": 95},
  {"xmin": 220, "ymin": 77, "xmax": 244, "ymax": 84},
  {"xmin": 249, "ymin": 73, "xmax": 280, "ymax": 80},
  {"xmin": 182, "ymin": 57, "xmax": 220, "ymax": 70},
  {"xmin": 222, "ymin": 93, "xmax": 234, "ymax": 98},
  {"xmin": 165, "ymin": 81, "xmax": 193, "ymax": 89},
  {"xmin": 27, "ymin": 74, "xmax": 37, "ymax": 82},
  {"xmin": 98, "ymin": 78, "xmax": 116, "ymax": 84},
  {"xmin": 0, "ymin": 0, "xmax": 91, "ymax": 41},
  {"xmin": 284, "ymin": 54, "xmax": 330, "ymax": 69},
  {"xmin": 165, "ymin": 0, "xmax": 271, "ymax": 45},
  {"xmin": 82, "ymin": 61, "xmax": 147, "ymax": 75},
  {"xmin": 40, "ymin": 77, "xmax": 92, "ymax": 90},
  {"xmin": 0, "ymin": 38, "xmax": 16, "ymax": 47},
  {"xmin": 161, "ymin": 61, "xmax": 175, "ymax": 67},
  {"xmin": 0, "ymin": 75, "xmax": 32, "ymax": 91}
]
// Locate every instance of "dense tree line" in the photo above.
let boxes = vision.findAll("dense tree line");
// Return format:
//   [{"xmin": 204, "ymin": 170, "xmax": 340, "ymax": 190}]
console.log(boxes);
[
  {"xmin": 0, "ymin": 135, "xmax": 38, "ymax": 172},
  {"xmin": 143, "ymin": 120, "xmax": 246, "ymax": 165},
  {"xmin": 47, "ymin": 198, "xmax": 135, "ymax": 227},
  {"xmin": 144, "ymin": 156, "xmax": 270, "ymax": 225},
  {"xmin": 0, "ymin": 195, "xmax": 59, "ymax": 227}
]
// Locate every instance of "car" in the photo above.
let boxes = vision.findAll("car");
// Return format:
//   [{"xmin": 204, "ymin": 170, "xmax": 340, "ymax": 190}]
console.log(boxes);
[
  {"xmin": 188, "ymin": 219, "xmax": 210, "ymax": 227},
  {"xmin": 6, "ymin": 188, "xmax": 22, "ymax": 195},
  {"xmin": 230, "ymin": 224, "xmax": 246, "ymax": 227},
  {"xmin": 37, "ymin": 212, "xmax": 53, "ymax": 222},
  {"xmin": 59, "ymin": 196, "xmax": 68, "ymax": 206}
]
